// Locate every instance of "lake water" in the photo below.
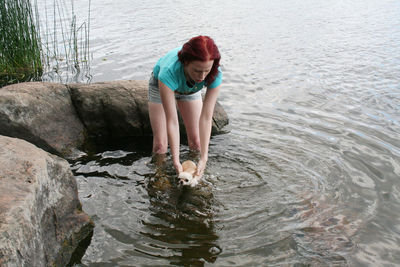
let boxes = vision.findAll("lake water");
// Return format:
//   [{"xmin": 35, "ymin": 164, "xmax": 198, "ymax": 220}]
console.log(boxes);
[{"xmin": 39, "ymin": 0, "xmax": 400, "ymax": 265}]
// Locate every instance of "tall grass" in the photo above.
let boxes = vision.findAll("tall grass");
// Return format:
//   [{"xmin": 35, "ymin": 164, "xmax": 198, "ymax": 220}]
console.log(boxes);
[
  {"xmin": 0, "ymin": 0, "xmax": 91, "ymax": 87},
  {"xmin": 0, "ymin": 0, "xmax": 43, "ymax": 87}
]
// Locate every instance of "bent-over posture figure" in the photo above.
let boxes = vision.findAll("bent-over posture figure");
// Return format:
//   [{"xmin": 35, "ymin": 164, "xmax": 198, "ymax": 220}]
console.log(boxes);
[{"xmin": 148, "ymin": 36, "xmax": 222, "ymax": 178}]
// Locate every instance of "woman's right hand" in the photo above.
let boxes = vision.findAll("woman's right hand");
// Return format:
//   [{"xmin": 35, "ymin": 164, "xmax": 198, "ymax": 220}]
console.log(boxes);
[{"xmin": 173, "ymin": 160, "xmax": 183, "ymax": 174}]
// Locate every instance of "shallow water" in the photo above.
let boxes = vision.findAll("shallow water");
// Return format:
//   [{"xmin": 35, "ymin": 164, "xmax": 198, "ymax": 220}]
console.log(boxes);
[{"xmin": 58, "ymin": 0, "xmax": 400, "ymax": 266}]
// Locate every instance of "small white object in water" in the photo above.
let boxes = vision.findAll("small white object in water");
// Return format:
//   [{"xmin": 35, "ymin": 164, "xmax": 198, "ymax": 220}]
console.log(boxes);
[{"xmin": 178, "ymin": 160, "xmax": 200, "ymax": 187}]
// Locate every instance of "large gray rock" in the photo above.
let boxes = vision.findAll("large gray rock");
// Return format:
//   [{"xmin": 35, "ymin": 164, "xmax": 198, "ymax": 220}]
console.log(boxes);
[
  {"xmin": 0, "ymin": 81, "xmax": 229, "ymax": 156},
  {"xmin": 211, "ymin": 101, "xmax": 229, "ymax": 135},
  {"xmin": 68, "ymin": 80, "xmax": 151, "ymax": 139},
  {"xmin": 68, "ymin": 80, "xmax": 229, "ymax": 139},
  {"xmin": 0, "ymin": 135, "xmax": 94, "ymax": 267},
  {"xmin": 0, "ymin": 82, "xmax": 85, "ymax": 157}
]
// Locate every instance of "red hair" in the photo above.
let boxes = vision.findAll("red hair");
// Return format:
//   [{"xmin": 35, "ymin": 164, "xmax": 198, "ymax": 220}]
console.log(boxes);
[{"xmin": 178, "ymin": 36, "xmax": 221, "ymax": 85}]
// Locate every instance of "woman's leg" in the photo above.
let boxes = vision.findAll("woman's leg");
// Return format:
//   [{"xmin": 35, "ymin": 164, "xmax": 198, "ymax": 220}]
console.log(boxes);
[
  {"xmin": 148, "ymin": 102, "xmax": 168, "ymax": 154},
  {"xmin": 177, "ymin": 99, "xmax": 203, "ymax": 151}
]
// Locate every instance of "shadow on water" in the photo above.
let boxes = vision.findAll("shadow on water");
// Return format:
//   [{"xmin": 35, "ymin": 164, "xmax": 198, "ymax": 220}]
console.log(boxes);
[{"xmin": 70, "ymin": 137, "xmax": 221, "ymax": 266}]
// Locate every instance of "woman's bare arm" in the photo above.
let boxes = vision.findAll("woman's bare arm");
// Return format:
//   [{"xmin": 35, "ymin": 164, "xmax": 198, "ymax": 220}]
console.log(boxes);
[{"xmin": 159, "ymin": 80, "xmax": 182, "ymax": 173}]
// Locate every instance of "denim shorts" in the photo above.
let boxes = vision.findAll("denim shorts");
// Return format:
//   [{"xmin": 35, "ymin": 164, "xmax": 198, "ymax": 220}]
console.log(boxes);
[{"xmin": 148, "ymin": 72, "xmax": 202, "ymax": 103}]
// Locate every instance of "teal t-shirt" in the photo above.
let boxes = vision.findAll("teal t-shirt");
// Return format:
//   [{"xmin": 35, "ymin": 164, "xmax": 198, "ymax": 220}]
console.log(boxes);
[{"xmin": 153, "ymin": 47, "xmax": 222, "ymax": 94}]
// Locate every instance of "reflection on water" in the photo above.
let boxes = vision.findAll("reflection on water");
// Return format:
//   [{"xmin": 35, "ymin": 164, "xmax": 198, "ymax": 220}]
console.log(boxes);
[
  {"xmin": 144, "ymin": 182, "xmax": 220, "ymax": 265},
  {"xmin": 143, "ymin": 154, "xmax": 220, "ymax": 266},
  {"xmin": 70, "ymin": 143, "xmax": 222, "ymax": 266},
  {"xmin": 34, "ymin": 0, "xmax": 92, "ymax": 85},
  {"xmin": 64, "ymin": 0, "xmax": 400, "ymax": 265}
]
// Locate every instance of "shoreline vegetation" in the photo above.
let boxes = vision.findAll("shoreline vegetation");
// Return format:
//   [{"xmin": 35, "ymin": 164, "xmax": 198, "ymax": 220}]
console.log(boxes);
[
  {"xmin": 0, "ymin": 0, "xmax": 91, "ymax": 87},
  {"xmin": 0, "ymin": 0, "xmax": 42, "ymax": 86}
]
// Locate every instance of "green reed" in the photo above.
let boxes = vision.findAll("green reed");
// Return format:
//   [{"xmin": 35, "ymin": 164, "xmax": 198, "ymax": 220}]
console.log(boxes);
[
  {"xmin": 0, "ymin": 0, "xmax": 43, "ymax": 87},
  {"xmin": 0, "ymin": 0, "xmax": 91, "ymax": 87},
  {"xmin": 39, "ymin": 0, "xmax": 91, "ymax": 84}
]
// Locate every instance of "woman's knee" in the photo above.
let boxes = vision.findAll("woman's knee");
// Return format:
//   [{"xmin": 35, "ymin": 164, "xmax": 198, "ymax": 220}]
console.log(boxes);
[
  {"xmin": 153, "ymin": 138, "xmax": 168, "ymax": 154},
  {"xmin": 188, "ymin": 137, "xmax": 200, "ymax": 151}
]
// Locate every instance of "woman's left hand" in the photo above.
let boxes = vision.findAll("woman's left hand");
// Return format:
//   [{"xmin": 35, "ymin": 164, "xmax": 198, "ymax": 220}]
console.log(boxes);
[{"xmin": 195, "ymin": 158, "xmax": 207, "ymax": 178}]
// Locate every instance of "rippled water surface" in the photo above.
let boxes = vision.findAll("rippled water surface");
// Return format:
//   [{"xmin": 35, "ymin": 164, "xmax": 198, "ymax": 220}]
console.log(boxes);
[{"xmin": 62, "ymin": 0, "xmax": 400, "ymax": 266}]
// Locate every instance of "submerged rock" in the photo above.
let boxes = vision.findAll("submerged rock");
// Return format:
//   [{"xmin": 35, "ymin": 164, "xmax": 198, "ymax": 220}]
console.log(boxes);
[{"xmin": 0, "ymin": 136, "xmax": 94, "ymax": 267}]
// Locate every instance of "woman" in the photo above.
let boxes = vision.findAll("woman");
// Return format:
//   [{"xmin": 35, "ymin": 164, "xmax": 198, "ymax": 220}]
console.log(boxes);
[{"xmin": 148, "ymin": 35, "xmax": 222, "ymax": 178}]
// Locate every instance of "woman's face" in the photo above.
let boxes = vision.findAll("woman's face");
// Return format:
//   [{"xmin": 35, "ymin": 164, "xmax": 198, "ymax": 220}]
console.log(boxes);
[{"xmin": 185, "ymin": 60, "xmax": 214, "ymax": 83}]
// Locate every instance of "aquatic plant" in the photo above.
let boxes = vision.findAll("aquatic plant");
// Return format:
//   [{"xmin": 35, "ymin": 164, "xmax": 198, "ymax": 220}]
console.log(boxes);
[
  {"xmin": 0, "ymin": 0, "xmax": 43, "ymax": 87},
  {"xmin": 40, "ymin": 0, "xmax": 91, "ymax": 84}
]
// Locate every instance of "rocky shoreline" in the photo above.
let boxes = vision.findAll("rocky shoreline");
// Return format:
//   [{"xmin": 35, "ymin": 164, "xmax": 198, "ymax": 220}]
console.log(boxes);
[{"xmin": 0, "ymin": 80, "xmax": 229, "ymax": 266}]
